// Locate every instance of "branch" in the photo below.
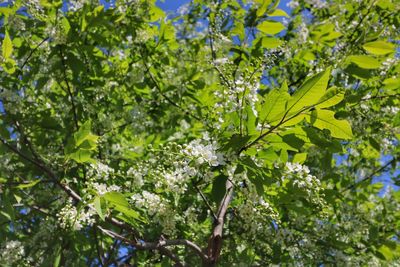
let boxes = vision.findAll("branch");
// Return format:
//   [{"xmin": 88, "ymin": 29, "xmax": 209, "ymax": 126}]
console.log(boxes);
[
  {"xmin": 98, "ymin": 226, "xmax": 208, "ymax": 264},
  {"xmin": 206, "ymin": 179, "xmax": 234, "ymax": 264},
  {"xmin": 18, "ymin": 37, "xmax": 49, "ymax": 73},
  {"xmin": 59, "ymin": 46, "xmax": 79, "ymax": 130},
  {"xmin": 343, "ymin": 157, "xmax": 397, "ymax": 192},
  {"xmin": 193, "ymin": 183, "xmax": 217, "ymax": 221}
]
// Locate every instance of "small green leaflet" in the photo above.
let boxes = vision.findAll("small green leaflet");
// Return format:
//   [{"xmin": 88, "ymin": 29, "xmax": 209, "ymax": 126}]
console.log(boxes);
[
  {"xmin": 15, "ymin": 179, "xmax": 41, "ymax": 189},
  {"xmin": 93, "ymin": 196, "xmax": 105, "ymax": 221},
  {"xmin": 2, "ymin": 30, "xmax": 13, "ymax": 59},
  {"xmin": 64, "ymin": 121, "xmax": 99, "ymax": 163},
  {"xmin": 61, "ymin": 17, "xmax": 71, "ymax": 35},
  {"xmin": 257, "ymin": 21, "xmax": 285, "ymax": 35},
  {"xmin": 268, "ymin": 9, "xmax": 289, "ymax": 18},
  {"xmin": 103, "ymin": 192, "xmax": 144, "ymax": 223},
  {"xmin": 256, "ymin": 0, "xmax": 272, "ymax": 17},
  {"xmin": 362, "ymin": 40, "xmax": 395, "ymax": 55},
  {"xmin": 308, "ymin": 109, "xmax": 353, "ymax": 139},
  {"xmin": 74, "ymin": 121, "xmax": 98, "ymax": 147},
  {"xmin": 347, "ymin": 55, "xmax": 381, "ymax": 69}
]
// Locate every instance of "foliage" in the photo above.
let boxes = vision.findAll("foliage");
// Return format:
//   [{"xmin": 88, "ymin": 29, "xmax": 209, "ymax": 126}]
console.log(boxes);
[{"xmin": 0, "ymin": 0, "xmax": 399, "ymax": 266}]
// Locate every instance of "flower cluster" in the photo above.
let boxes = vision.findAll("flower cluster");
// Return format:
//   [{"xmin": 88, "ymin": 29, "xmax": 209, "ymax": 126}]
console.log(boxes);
[
  {"xmin": 57, "ymin": 201, "xmax": 96, "ymax": 230},
  {"xmin": 182, "ymin": 135, "xmax": 225, "ymax": 167},
  {"xmin": 282, "ymin": 162, "xmax": 325, "ymax": 206},
  {"xmin": 0, "ymin": 240, "xmax": 29, "ymax": 266},
  {"xmin": 88, "ymin": 162, "xmax": 115, "ymax": 180},
  {"xmin": 131, "ymin": 191, "xmax": 176, "ymax": 235}
]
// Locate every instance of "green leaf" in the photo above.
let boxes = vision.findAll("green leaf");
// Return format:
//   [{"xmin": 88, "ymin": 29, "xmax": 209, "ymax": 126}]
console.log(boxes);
[
  {"xmin": 149, "ymin": 5, "xmax": 165, "ymax": 22},
  {"xmin": 256, "ymin": 0, "xmax": 272, "ymax": 17},
  {"xmin": 286, "ymin": 68, "xmax": 331, "ymax": 114},
  {"xmin": 382, "ymin": 77, "xmax": 400, "ymax": 90},
  {"xmin": 257, "ymin": 20, "xmax": 285, "ymax": 35},
  {"xmin": 113, "ymin": 204, "xmax": 142, "ymax": 221},
  {"xmin": 3, "ymin": 58, "xmax": 16, "ymax": 74},
  {"xmin": 61, "ymin": 17, "xmax": 71, "ymax": 35},
  {"xmin": 377, "ymin": 245, "xmax": 394, "ymax": 260},
  {"xmin": 93, "ymin": 196, "xmax": 105, "ymax": 221},
  {"xmin": 267, "ymin": 9, "xmax": 289, "ymax": 17},
  {"xmin": 68, "ymin": 149, "xmax": 95, "ymax": 163},
  {"xmin": 53, "ymin": 244, "xmax": 62, "ymax": 267},
  {"xmin": 211, "ymin": 175, "xmax": 227, "ymax": 205},
  {"xmin": 246, "ymin": 106, "xmax": 257, "ymax": 135},
  {"xmin": 261, "ymin": 37, "xmax": 283, "ymax": 49},
  {"xmin": 293, "ymin": 153, "xmax": 307, "ymax": 164},
  {"xmin": 347, "ymin": 55, "xmax": 381, "ymax": 69},
  {"xmin": 363, "ymin": 41, "xmax": 395, "ymax": 55},
  {"xmin": 104, "ymin": 192, "xmax": 130, "ymax": 208},
  {"xmin": 278, "ymin": 113, "xmax": 306, "ymax": 127},
  {"xmin": 308, "ymin": 109, "xmax": 353, "ymax": 139},
  {"xmin": 315, "ymin": 86, "xmax": 344, "ymax": 108},
  {"xmin": 2, "ymin": 30, "xmax": 13, "ymax": 59},
  {"xmin": 103, "ymin": 192, "xmax": 143, "ymax": 222},
  {"xmin": 15, "ymin": 179, "xmax": 41, "ymax": 189},
  {"xmin": 260, "ymin": 81, "xmax": 290, "ymax": 123},
  {"xmin": 74, "ymin": 121, "xmax": 93, "ymax": 147}
]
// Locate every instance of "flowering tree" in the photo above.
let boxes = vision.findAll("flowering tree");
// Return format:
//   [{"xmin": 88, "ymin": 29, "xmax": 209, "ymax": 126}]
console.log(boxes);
[{"xmin": 0, "ymin": 0, "xmax": 399, "ymax": 266}]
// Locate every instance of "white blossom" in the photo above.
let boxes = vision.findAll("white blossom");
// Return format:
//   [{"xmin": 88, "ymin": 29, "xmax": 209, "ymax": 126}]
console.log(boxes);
[
  {"xmin": 57, "ymin": 202, "xmax": 96, "ymax": 230},
  {"xmin": 182, "ymin": 137, "xmax": 224, "ymax": 166}
]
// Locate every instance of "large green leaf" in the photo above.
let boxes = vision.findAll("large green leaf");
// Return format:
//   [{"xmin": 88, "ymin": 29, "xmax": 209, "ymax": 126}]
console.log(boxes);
[
  {"xmin": 363, "ymin": 40, "xmax": 395, "ymax": 55},
  {"xmin": 260, "ymin": 81, "xmax": 290, "ymax": 123},
  {"xmin": 286, "ymin": 68, "xmax": 331, "ymax": 114},
  {"xmin": 257, "ymin": 20, "xmax": 285, "ymax": 35},
  {"xmin": 261, "ymin": 37, "xmax": 283, "ymax": 49},
  {"xmin": 308, "ymin": 109, "xmax": 353, "ymax": 139},
  {"xmin": 315, "ymin": 87, "xmax": 344, "ymax": 108},
  {"xmin": 347, "ymin": 55, "xmax": 381, "ymax": 69}
]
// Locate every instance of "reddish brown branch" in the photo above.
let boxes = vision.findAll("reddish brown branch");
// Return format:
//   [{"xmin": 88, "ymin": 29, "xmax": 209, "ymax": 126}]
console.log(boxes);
[{"xmin": 206, "ymin": 179, "xmax": 234, "ymax": 265}]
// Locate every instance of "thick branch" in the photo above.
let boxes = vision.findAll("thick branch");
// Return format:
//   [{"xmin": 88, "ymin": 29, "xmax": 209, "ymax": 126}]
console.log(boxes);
[
  {"xmin": 206, "ymin": 179, "xmax": 234, "ymax": 265},
  {"xmin": 98, "ymin": 226, "xmax": 208, "ymax": 264}
]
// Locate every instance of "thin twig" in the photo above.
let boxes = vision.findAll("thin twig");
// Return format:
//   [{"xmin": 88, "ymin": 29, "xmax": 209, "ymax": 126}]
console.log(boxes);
[
  {"xmin": 59, "ymin": 46, "xmax": 79, "ymax": 130},
  {"xmin": 194, "ymin": 184, "xmax": 217, "ymax": 221},
  {"xmin": 343, "ymin": 158, "xmax": 397, "ymax": 192}
]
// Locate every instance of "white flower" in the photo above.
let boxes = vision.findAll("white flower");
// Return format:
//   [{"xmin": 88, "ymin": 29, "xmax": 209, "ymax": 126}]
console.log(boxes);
[
  {"xmin": 287, "ymin": 0, "xmax": 299, "ymax": 8},
  {"xmin": 0, "ymin": 240, "xmax": 26, "ymax": 265},
  {"xmin": 91, "ymin": 182, "xmax": 121, "ymax": 195},
  {"xmin": 182, "ymin": 137, "xmax": 225, "ymax": 166},
  {"xmin": 57, "ymin": 202, "xmax": 96, "ymax": 230}
]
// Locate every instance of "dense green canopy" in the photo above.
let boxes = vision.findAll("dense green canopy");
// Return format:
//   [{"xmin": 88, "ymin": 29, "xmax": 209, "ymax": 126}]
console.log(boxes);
[{"xmin": 0, "ymin": 0, "xmax": 399, "ymax": 266}]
